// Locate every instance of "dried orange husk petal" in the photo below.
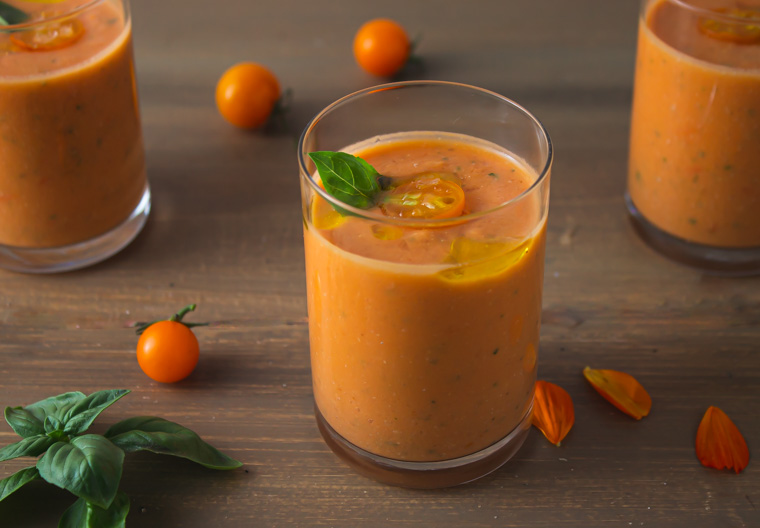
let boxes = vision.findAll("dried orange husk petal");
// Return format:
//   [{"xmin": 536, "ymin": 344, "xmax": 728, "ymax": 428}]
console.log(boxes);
[
  {"xmin": 696, "ymin": 406, "xmax": 749, "ymax": 473},
  {"xmin": 532, "ymin": 380, "xmax": 574, "ymax": 446},
  {"xmin": 583, "ymin": 366, "xmax": 651, "ymax": 420}
]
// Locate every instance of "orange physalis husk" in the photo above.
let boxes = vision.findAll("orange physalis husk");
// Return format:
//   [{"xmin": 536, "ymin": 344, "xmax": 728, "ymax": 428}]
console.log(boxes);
[
  {"xmin": 696, "ymin": 406, "xmax": 749, "ymax": 473},
  {"xmin": 532, "ymin": 380, "xmax": 574, "ymax": 446},
  {"xmin": 583, "ymin": 366, "xmax": 651, "ymax": 420}
]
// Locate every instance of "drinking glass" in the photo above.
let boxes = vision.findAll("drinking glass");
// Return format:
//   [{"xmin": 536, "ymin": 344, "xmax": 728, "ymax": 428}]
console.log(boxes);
[
  {"xmin": 0, "ymin": 0, "xmax": 149, "ymax": 272},
  {"xmin": 627, "ymin": 0, "xmax": 760, "ymax": 274},
  {"xmin": 298, "ymin": 81, "xmax": 552, "ymax": 488}
]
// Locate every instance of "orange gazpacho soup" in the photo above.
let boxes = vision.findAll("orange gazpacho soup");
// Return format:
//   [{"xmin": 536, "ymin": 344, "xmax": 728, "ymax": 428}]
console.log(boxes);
[
  {"xmin": 304, "ymin": 132, "xmax": 547, "ymax": 462},
  {"xmin": 628, "ymin": 0, "xmax": 760, "ymax": 247},
  {"xmin": 0, "ymin": 0, "xmax": 145, "ymax": 248}
]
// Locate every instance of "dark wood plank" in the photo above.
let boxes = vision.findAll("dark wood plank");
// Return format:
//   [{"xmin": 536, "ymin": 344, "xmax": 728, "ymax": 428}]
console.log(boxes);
[{"xmin": 1, "ymin": 0, "xmax": 758, "ymax": 526}]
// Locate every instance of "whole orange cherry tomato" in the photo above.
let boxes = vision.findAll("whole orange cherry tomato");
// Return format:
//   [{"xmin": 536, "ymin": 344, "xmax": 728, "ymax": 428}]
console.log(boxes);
[
  {"xmin": 134, "ymin": 304, "xmax": 207, "ymax": 383},
  {"xmin": 216, "ymin": 62, "xmax": 281, "ymax": 129},
  {"xmin": 353, "ymin": 18, "xmax": 410, "ymax": 77}
]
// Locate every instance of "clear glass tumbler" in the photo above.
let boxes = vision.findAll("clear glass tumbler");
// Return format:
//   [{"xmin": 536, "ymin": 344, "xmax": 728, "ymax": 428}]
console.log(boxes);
[
  {"xmin": 298, "ymin": 81, "xmax": 552, "ymax": 488},
  {"xmin": 627, "ymin": 0, "xmax": 760, "ymax": 274},
  {"xmin": 0, "ymin": 0, "xmax": 149, "ymax": 273}
]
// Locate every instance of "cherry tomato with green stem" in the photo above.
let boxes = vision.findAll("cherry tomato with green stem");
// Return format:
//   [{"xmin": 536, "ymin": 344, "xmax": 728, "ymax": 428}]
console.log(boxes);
[{"xmin": 134, "ymin": 304, "xmax": 208, "ymax": 383}]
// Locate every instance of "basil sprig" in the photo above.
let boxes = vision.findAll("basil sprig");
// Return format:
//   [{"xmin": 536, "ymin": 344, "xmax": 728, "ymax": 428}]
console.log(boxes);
[
  {"xmin": 308, "ymin": 151, "xmax": 386, "ymax": 209},
  {"xmin": 0, "ymin": 389, "xmax": 241, "ymax": 527},
  {"xmin": 0, "ymin": 1, "xmax": 28, "ymax": 26}
]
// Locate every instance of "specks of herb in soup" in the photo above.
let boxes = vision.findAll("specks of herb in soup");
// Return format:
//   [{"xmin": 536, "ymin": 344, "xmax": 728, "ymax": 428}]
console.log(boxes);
[
  {"xmin": 492, "ymin": 381, "xmax": 499, "ymax": 388},
  {"xmin": 724, "ymin": 164, "xmax": 733, "ymax": 171},
  {"xmin": 431, "ymin": 400, "xmax": 436, "ymax": 404},
  {"xmin": 456, "ymin": 166, "xmax": 461, "ymax": 172},
  {"xmin": 488, "ymin": 172, "xmax": 498, "ymax": 179},
  {"xmin": 493, "ymin": 348, "xmax": 499, "ymax": 355},
  {"xmin": 662, "ymin": 157, "xmax": 668, "ymax": 164},
  {"xmin": 75, "ymin": 104, "xmax": 84, "ymax": 112},
  {"xmin": 49, "ymin": 214, "xmax": 57, "ymax": 221},
  {"xmin": 635, "ymin": 170, "xmax": 642, "ymax": 182},
  {"xmin": 107, "ymin": 17, "xmax": 119, "ymax": 25},
  {"xmin": 96, "ymin": 137, "xmax": 103, "ymax": 148},
  {"xmin": 511, "ymin": 168, "xmax": 516, "ymax": 173},
  {"xmin": 441, "ymin": 156, "xmax": 449, "ymax": 161},
  {"xmin": 749, "ymin": 108, "xmax": 757, "ymax": 118},
  {"xmin": 698, "ymin": 150, "xmax": 706, "ymax": 159},
  {"xmin": 654, "ymin": 129, "xmax": 661, "ymax": 138},
  {"xmin": 692, "ymin": 174, "xmax": 699, "ymax": 183},
  {"xmin": 688, "ymin": 217, "xmax": 698, "ymax": 226}
]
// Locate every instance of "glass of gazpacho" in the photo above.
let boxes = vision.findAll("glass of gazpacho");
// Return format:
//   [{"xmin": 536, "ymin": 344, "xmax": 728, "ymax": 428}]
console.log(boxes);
[
  {"xmin": 298, "ymin": 81, "xmax": 552, "ymax": 488},
  {"xmin": 0, "ymin": 0, "xmax": 149, "ymax": 272},
  {"xmin": 627, "ymin": 0, "xmax": 760, "ymax": 274}
]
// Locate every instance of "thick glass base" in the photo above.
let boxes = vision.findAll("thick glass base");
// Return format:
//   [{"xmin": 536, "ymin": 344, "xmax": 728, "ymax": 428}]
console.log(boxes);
[
  {"xmin": 0, "ymin": 185, "xmax": 151, "ymax": 274},
  {"xmin": 625, "ymin": 192, "xmax": 760, "ymax": 277},
  {"xmin": 315, "ymin": 403, "xmax": 532, "ymax": 489}
]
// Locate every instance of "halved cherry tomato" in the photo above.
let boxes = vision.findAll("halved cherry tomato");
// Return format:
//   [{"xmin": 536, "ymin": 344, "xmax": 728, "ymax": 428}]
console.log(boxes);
[
  {"xmin": 698, "ymin": 8, "xmax": 760, "ymax": 44},
  {"xmin": 353, "ymin": 18, "xmax": 410, "ymax": 77},
  {"xmin": 10, "ymin": 17, "xmax": 84, "ymax": 51},
  {"xmin": 379, "ymin": 172, "xmax": 465, "ymax": 219},
  {"xmin": 216, "ymin": 62, "xmax": 281, "ymax": 129}
]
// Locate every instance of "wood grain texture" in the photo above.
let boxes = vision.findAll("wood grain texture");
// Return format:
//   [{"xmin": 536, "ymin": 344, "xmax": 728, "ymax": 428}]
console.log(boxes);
[{"xmin": 1, "ymin": 0, "xmax": 758, "ymax": 526}]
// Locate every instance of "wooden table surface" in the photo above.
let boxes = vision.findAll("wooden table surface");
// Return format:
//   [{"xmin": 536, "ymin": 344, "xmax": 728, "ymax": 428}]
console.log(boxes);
[{"xmin": 2, "ymin": 0, "xmax": 759, "ymax": 526}]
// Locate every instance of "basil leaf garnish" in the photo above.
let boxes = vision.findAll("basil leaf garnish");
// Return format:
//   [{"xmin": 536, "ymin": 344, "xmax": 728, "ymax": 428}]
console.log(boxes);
[
  {"xmin": 4, "ymin": 407, "xmax": 45, "ymax": 438},
  {"xmin": 105, "ymin": 416, "xmax": 242, "ymax": 470},
  {"xmin": 62, "ymin": 389, "xmax": 130, "ymax": 436},
  {"xmin": 37, "ymin": 436, "xmax": 125, "ymax": 510},
  {"xmin": 23, "ymin": 391, "xmax": 86, "ymax": 425},
  {"xmin": 0, "ymin": 1, "xmax": 28, "ymax": 26},
  {"xmin": 59, "ymin": 491, "xmax": 130, "ymax": 528},
  {"xmin": 0, "ymin": 434, "xmax": 55, "ymax": 462},
  {"xmin": 0, "ymin": 466, "xmax": 39, "ymax": 502},
  {"xmin": 308, "ymin": 151, "xmax": 381, "ymax": 209}
]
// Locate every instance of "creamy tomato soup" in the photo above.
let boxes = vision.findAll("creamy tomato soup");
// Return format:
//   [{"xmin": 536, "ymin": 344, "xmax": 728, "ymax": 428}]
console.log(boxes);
[
  {"xmin": 304, "ymin": 132, "xmax": 546, "ymax": 462},
  {"xmin": 0, "ymin": 0, "xmax": 145, "ymax": 248},
  {"xmin": 628, "ymin": 0, "xmax": 760, "ymax": 247}
]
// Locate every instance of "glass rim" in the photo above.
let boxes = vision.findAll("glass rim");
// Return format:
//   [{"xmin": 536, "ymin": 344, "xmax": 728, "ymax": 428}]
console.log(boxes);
[
  {"xmin": 297, "ymin": 80, "xmax": 553, "ymax": 228},
  {"xmin": 0, "ymin": 0, "xmax": 107, "ymax": 30},
  {"xmin": 654, "ymin": 0, "xmax": 760, "ymax": 23}
]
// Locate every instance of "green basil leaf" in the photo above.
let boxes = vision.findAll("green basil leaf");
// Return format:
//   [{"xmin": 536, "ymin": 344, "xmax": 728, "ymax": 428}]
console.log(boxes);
[
  {"xmin": 37, "ymin": 435, "xmax": 124, "ymax": 509},
  {"xmin": 45, "ymin": 415, "xmax": 64, "ymax": 434},
  {"xmin": 0, "ymin": 466, "xmax": 39, "ymax": 502},
  {"xmin": 4, "ymin": 407, "xmax": 45, "ymax": 438},
  {"xmin": 0, "ymin": 434, "xmax": 55, "ymax": 462},
  {"xmin": 58, "ymin": 492, "xmax": 130, "ymax": 528},
  {"xmin": 25, "ymin": 392, "xmax": 86, "ymax": 424},
  {"xmin": 0, "ymin": 1, "xmax": 28, "ymax": 26},
  {"xmin": 62, "ymin": 390, "xmax": 130, "ymax": 436},
  {"xmin": 105, "ymin": 416, "xmax": 241, "ymax": 470},
  {"xmin": 308, "ymin": 151, "xmax": 381, "ymax": 209}
]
